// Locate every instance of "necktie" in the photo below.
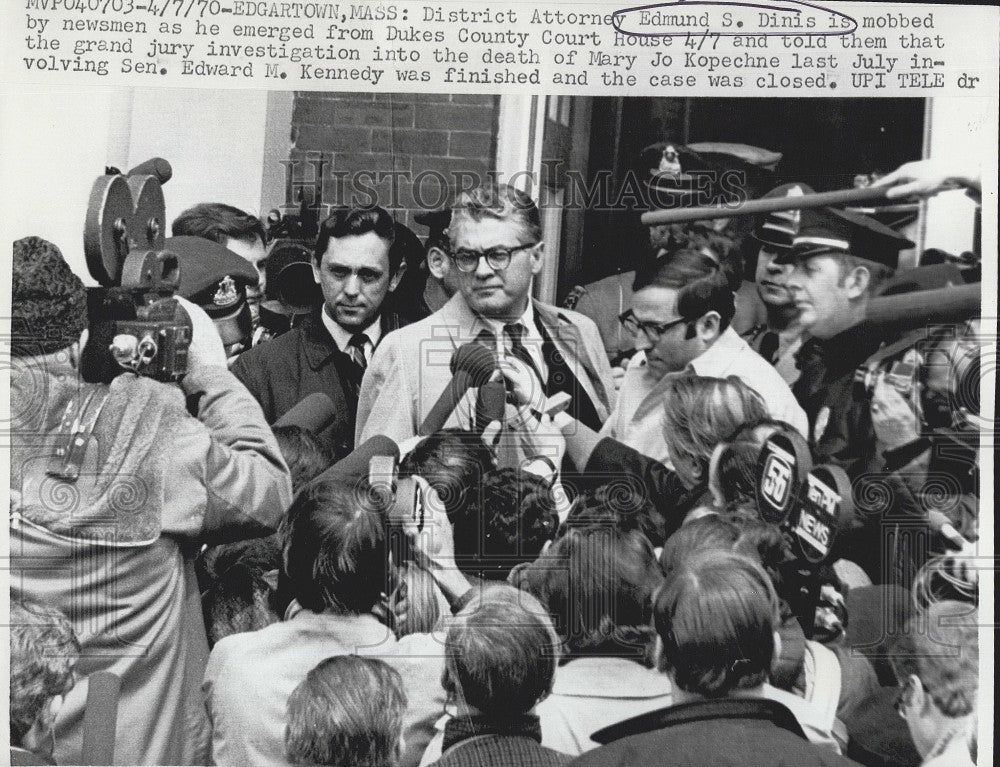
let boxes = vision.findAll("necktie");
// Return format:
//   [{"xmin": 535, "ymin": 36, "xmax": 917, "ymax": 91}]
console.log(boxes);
[
  {"xmin": 758, "ymin": 330, "xmax": 780, "ymax": 365},
  {"xmin": 347, "ymin": 333, "xmax": 368, "ymax": 371},
  {"xmin": 503, "ymin": 323, "xmax": 543, "ymax": 384}
]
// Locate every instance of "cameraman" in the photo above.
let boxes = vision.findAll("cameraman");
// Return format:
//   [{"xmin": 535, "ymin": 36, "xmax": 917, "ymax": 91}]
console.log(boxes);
[
  {"xmin": 9, "ymin": 236, "xmax": 293, "ymax": 765},
  {"xmin": 868, "ymin": 327, "xmax": 980, "ymax": 585}
]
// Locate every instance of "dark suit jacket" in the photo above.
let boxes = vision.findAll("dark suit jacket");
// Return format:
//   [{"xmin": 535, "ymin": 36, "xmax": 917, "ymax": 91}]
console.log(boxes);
[
  {"xmin": 231, "ymin": 310, "xmax": 403, "ymax": 458},
  {"xmin": 572, "ymin": 698, "xmax": 862, "ymax": 767}
]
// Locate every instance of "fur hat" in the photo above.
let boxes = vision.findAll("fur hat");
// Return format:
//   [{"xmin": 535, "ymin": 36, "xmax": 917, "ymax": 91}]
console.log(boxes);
[{"xmin": 12, "ymin": 237, "xmax": 87, "ymax": 357}]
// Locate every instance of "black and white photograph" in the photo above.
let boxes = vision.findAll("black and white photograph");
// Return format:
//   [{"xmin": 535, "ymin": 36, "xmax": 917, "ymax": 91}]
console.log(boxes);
[{"xmin": 3, "ymin": 3, "xmax": 996, "ymax": 765}]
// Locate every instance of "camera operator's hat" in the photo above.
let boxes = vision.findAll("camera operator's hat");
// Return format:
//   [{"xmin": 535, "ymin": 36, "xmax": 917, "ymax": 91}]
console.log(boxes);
[
  {"xmin": 775, "ymin": 207, "xmax": 913, "ymax": 269},
  {"xmin": 752, "ymin": 182, "xmax": 815, "ymax": 250},
  {"xmin": 166, "ymin": 236, "xmax": 259, "ymax": 346}
]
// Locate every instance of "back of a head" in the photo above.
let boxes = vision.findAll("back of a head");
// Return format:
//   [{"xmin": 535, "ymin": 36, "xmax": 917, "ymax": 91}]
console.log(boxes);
[
  {"xmin": 172, "ymin": 202, "xmax": 265, "ymax": 245},
  {"xmin": 401, "ymin": 429, "xmax": 495, "ymax": 520},
  {"xmin": 450, "ymin": 182, "xmax": 541, "ymax": 244},
  {"xmin": 9, "ymin": 600, "xmax": 80, "ymax": 747},
  {"xmin": 11, "ymin": 236, "xmax": 88, "ymax": 359},
  {"xmin": 662, "ymin": 375, "xmax": 769, "ymax": 489},
  {"xmin": 890, "ymin": 600, "xmax": 979, "ymax": 719},
  {"xmin": 632, "ymin": 247, "xmax": 737, "ymax": 327},
  {"xmin": 280, "ymin": 476, "xmax": 388, "ymax": 614},
  {"xmin": 451, "ymin": 467, "xmax": 558, "ymax": 581},
  {"xmin": 444, "ymin": 586, "xmax": 559, "ymax": 718},
  {"xmin": 521, "ymin": 522, "xmax": 663, "ymax": 659},
  {"xmin": 655, "ymin": 549, "xmax": 778, "ymax": 698},
  {"xmin": 272, "ymin": 425, "xmax": 334, "ymax": 492},
  {"xmin": 658, "ymin": 515, "xmax": 744, "ymax": 578},
  {"xmin": 285, "ymin": 656, "xmax": 407, "ymax": 767}
]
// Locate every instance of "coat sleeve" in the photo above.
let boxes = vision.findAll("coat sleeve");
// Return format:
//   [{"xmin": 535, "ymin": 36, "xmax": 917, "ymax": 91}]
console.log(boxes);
[
  {"xmin": 356, "ymin": 336, "xmax": 419, "ymax": 445},
  {"xmin": 585, "ymin": 437, "xmax": 693, "ymax": 545},
  {"xmin": 163, "ymin": 365, "xmax": 292, "ymax": 543}
]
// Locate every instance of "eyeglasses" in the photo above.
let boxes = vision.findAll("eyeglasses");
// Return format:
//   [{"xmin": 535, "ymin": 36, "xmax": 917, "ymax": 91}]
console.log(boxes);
[
  {"xmin": 619, "ymin": 310, "xmax": 688, "ymax": 341},
  {"xmin": 447, "ymin": 244, "xmax": 536, "ymax": 273}
]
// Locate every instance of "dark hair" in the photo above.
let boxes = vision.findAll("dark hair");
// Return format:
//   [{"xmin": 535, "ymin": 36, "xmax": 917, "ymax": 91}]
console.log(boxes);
[
  {"xmin": 400, "ymin": 429, "xmax": 495, "ymax": 520},
  {"xmin": 632, "ymin": 248, "xmax": 736, "ymax": 330},
  {"xmin": 444, "ymin": 586, "xmax": 559, "ymax": 718},
  {"xmin": 655, "ymin": 550, "xmax": 778, "ymax": 698},
  {"xmin": 519, "ymin": 524, "xmax": 663, "ymax": 661},
  {"xmin": 711, "ymin": 417, "xmax": 795, "ymax": 514},
  {"xmin": 172, "ymin": 203, "xmax": 266, "ymax": 245},
  {"xmin": 272, "ymin": 425, "xmax": 334, "ymax": 492},
  {"xmin": 451, "ymin": 468, "xmax": 558, "ymax": 581},
  {"xmin": 314, "ymin": 206, "xmax": 399, "ymax": 271},
  {"xmin": 9, "ymin": 600, "xmax": 80, "ymax": 746},
  {"xmin": 285, "ymin": 656, "xmax": 407, "ymax": 767},
  {"xmin": 202, "ymin": 561, "xmax": 279, "ymax": 647},
  {"xmin": 658, "ymin": 515, "xmax": 744, "ymax": 578},
  {"xmin": 889, "ymin": 600, "xmax": 978, "ymax": 718},
  {"xmin": 450, "ymin": 182, "xmax": 542, "ymax": 244},
  {"xmin": 280, "ymin": 476, "xmax": 389, "ymax": 614}
]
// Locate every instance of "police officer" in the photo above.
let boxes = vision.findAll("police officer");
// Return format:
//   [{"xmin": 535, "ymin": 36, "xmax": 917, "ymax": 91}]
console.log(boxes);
[
  {"xmin": 778, "ymin": 206, "xmax": 912, "ymax": 473},
  {"xmin": 741, "ymin": 183, "xmax": 814, "ymax": 385},
  {"xmin": 168, "ymin": 235, "xmax": 260, "ymax": 358},
  {"xmin": 777, "ymin": 207, "xmax": 913, "ymax": 582}
]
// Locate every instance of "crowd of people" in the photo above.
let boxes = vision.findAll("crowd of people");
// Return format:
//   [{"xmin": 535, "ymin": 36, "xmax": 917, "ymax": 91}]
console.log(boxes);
[{"xmin": 9, "ymin": 147, "xmax": 984, "ymax": 767}]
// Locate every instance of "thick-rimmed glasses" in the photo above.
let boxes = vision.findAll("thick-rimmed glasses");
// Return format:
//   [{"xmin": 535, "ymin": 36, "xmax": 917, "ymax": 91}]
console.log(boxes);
[
  {"xmin": 619, "ymin": 309, "xmax": 688, "ymax": 342},
  {"xmin": 447, "ymin": 244, "xmax": 536, "ymax": 273}
]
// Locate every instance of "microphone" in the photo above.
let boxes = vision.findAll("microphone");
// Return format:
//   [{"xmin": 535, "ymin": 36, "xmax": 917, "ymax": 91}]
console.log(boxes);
[
  {"xmin": 82, "ymin": 671, "xmax": 121, "ymax": 765},
  {"xmin": 315, "ymin": 435, "xmax": 400, "ymax": 484},
  {"xmin": 927, "ymin": 510, "xmax": 967, "ymax": 550},
  {"xmin": 126, "ymin": 157, "xmax": 172, "ymax": 184},
  {"xmin": 274, "ymin": 392, "xmax": 338, "ymax": 434},
  {"xmin": 418, "ymin": 343, "xmax": 498, "ymax": 436}
]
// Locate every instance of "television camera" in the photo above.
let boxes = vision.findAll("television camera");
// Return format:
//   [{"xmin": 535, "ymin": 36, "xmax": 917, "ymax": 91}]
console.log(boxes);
[
  {"xmin": 81, "ymin": 158, "xmax": 192, "ymax": 383},
  {"xmin": 257, "ymin": 153, "xmax": 329, "ymax": 339}
]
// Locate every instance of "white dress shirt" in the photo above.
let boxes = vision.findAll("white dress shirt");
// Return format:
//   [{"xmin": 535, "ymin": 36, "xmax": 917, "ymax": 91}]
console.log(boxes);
[
  {"xmin": 601, "ymin": 326, "xmax": 809, "ymax": 464},
  {"xmin": 320, "ymin": 309, "xmax": 382, "ymax": 364}
]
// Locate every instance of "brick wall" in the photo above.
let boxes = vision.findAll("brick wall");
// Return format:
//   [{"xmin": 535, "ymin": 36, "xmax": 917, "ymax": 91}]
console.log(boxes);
[{"xmin": 288, "ymin": 92, "xmax": 499, "ymax": 229}]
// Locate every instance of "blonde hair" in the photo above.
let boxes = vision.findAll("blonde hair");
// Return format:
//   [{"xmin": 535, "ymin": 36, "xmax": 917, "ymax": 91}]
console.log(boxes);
[{"xmin": 662, "ymin": 375, "xmax": 768, "ymax": 488}]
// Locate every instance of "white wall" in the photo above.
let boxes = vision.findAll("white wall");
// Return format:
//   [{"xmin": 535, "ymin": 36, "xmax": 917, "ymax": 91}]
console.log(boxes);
[
  {"xmin": 4, "ymin": 86, "xmax": 281, "ymax": 284},
  {"xmin": 922, "ymin": 96, "xmax": 991, "ymax": 257}
]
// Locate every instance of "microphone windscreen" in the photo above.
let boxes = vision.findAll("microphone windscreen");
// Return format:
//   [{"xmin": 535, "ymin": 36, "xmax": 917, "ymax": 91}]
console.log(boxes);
[
  {"xmin": 451, "ymin": 342, "xmax": 497, "ymax": 384},
  {"xmin": 274, "ymin": 393, "xmax": 338, "ymax": 433},
  {"xmin": 126, "ymin": 157, "xmax": 172, "ymax": 184},
  {"xmin": 317, "ymin": 435, "xmax": 400, "ymax": 483}
]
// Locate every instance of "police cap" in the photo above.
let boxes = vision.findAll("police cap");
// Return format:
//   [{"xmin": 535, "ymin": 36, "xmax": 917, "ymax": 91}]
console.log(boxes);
[
  {"xmin": 752, "ymin": 182, "xmax": 815, "ymax": 250},
  {"xmin": 166, "ymin": 235, "xmax": 258, "ymax": 347},
  {"xmin": 774, "ymin": 207, "xmax": 914, "ymax": 269}
]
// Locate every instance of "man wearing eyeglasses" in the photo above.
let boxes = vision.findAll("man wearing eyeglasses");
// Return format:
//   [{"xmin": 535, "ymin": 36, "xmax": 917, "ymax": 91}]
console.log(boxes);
[
  {"xmin": 356, "ymin": 181, "xmax": 615, "ymax": 447},
  {"xmin": 601, "ymin": 248, "xmax": 807, "ymax": 465}
]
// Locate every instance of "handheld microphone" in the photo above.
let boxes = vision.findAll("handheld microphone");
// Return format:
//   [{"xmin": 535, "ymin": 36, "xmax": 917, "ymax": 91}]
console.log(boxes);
[
  {"xmin": 418, "ymin": 343, "xmax": 497, "ymax": 436},
  {"xmin": 315, "ymin": 435, "xmax": 400, "ymax": 484},
  {"xmin": 273, "ymin": 392, "xmax": 338, "ymax": 434}
]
